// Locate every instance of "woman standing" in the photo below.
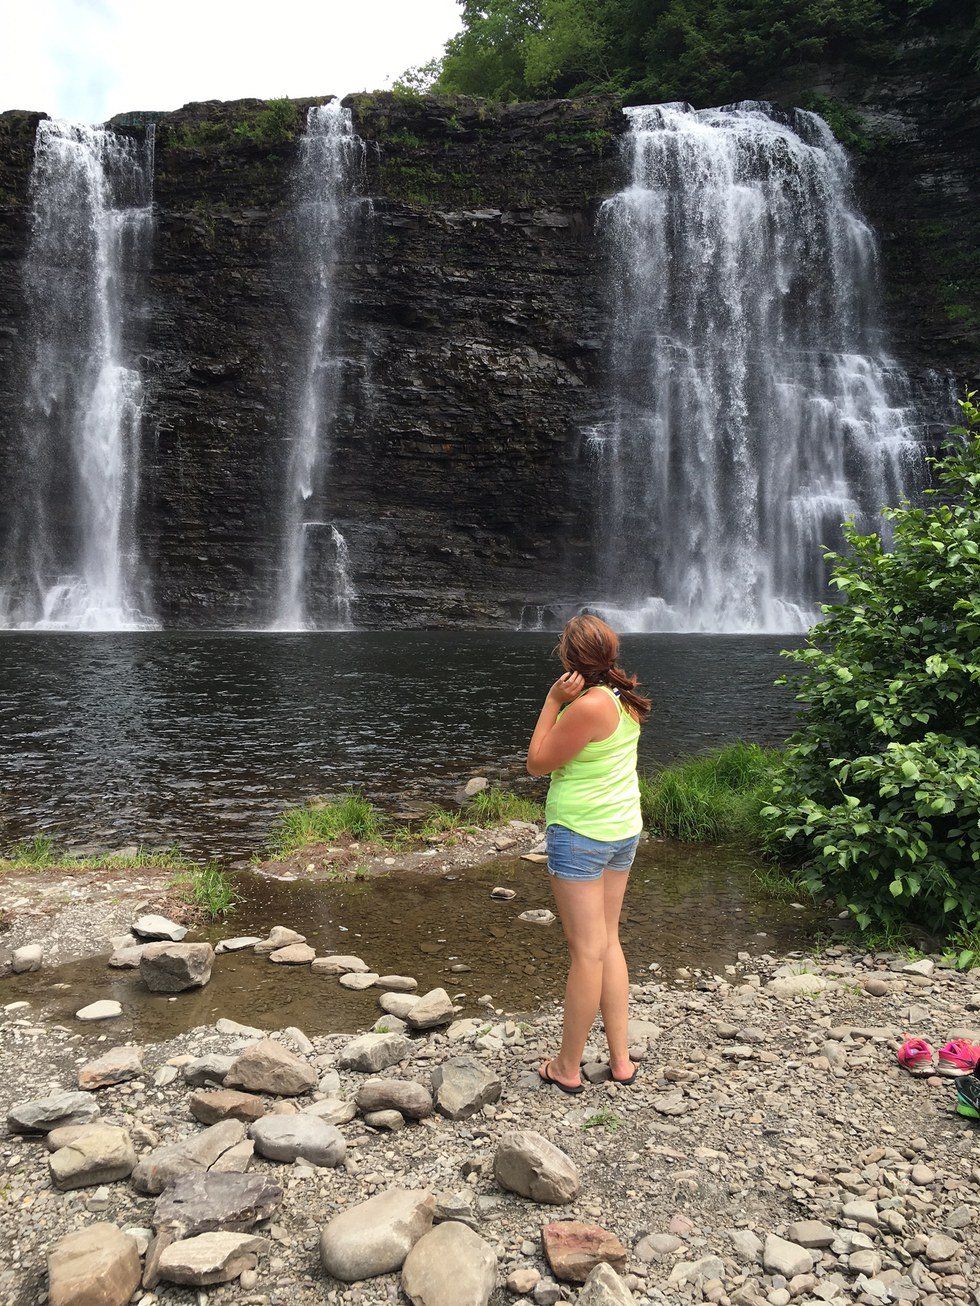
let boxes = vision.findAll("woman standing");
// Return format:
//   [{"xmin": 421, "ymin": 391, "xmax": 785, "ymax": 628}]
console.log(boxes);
[{"xmin": 526, "ymin": 614, "xmax": 649, "ymax": 1093}]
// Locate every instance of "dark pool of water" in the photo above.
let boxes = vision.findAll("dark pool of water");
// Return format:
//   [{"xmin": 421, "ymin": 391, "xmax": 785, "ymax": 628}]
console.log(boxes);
[
  {"xmin": 8, "ymin": 840, "xmax": 820, "ymax": 1039},
  {"xmin": 0, "ymin": 632, "xmax": 799, "ymax": 857}
]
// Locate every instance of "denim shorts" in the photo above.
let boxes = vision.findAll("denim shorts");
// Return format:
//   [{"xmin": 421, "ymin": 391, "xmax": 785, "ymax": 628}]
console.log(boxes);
[{"xmin": 546, "ymin": 823, "xmax": 640, "ymax": 882}]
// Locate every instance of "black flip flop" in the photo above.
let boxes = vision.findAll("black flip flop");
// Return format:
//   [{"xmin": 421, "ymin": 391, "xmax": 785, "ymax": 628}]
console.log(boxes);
[
  {"xmin": 611, "ymin": 1066, "xmax": 639, "ymax": 1085},
  {"xmin": 539, "ymin": 1060, "xmax": 585, "ymax": 1095}
]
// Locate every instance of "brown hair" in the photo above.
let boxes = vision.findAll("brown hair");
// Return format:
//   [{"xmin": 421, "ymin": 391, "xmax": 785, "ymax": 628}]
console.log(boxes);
[{"xmin": 555, "ymin": 614, "xmax": 651, "ymax": 722}]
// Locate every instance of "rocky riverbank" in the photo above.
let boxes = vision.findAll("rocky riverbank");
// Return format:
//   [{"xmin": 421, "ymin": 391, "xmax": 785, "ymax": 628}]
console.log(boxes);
[{"xmin": 1, "ymin": 891, "xmax": 979, "ymax": 1305}]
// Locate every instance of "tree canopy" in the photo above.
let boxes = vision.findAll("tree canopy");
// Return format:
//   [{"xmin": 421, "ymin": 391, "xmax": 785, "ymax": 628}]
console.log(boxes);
[{"xmin": 400, "ymin": 0, "xmax": 973, "ymax": 105}]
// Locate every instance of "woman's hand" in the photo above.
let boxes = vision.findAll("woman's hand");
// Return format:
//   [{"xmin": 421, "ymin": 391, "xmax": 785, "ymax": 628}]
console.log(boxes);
[{"xmin": 547, "ymin": 671, "xmax": 585, "ymax": 704}]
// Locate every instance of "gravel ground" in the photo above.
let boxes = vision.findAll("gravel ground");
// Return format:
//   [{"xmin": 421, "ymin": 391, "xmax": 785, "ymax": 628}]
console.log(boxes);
[{"xmin": 1, "ymin": 914, "xmax": 979, "ymax": 1306}]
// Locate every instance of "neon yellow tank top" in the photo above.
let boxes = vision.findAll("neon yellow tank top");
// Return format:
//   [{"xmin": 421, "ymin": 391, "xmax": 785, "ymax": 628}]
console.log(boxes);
[{"xmin": 545, "ymin": 685, "xmax": 643, "ymax": 841}]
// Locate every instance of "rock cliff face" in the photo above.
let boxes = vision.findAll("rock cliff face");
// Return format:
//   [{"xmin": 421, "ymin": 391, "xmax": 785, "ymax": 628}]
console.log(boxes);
[{"xmin": 0, "ymin": 55, "xmax": 975, "ymax": 628}]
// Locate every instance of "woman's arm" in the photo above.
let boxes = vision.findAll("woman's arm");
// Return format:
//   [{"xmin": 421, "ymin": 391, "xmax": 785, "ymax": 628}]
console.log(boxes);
[{"xmin": 526, "ymin": 674, "xmax": 610, "ymax": 777}]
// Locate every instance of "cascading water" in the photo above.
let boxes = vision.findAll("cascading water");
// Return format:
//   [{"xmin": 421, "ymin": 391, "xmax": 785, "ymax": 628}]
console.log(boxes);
[
  {"xmin": 0, "ymin": 119, "xmax": 155, "ymax": 631},
  {"xmin": 271, "ymin": 101, "xmax": 365, "ymax": 632},
  {"xmin": 591, "ymin": 102, "xmax": 923, "ymax": 634}
]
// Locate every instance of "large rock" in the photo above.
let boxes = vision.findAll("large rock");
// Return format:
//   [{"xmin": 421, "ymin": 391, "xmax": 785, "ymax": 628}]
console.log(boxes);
[
  {"xmin": 132, "ymin": 1120, "xmax": 247, "ymax": 1195},
  {"xmin": 215, "ymin": 936, "xmax": 262, "ymax": 954},
  {"xmin": 406, "ymin": 987, "xmax": 455, "ymax": 1030},
  {"xmin": 154, "ymin": 1172, "xmax": 283, "ymax": 1239},
  {"xmin": 183, "ymin": 1053, "xmax": 235, "ymax": 1087},
  {"xmin": 542, "ymin": 1221, "xmax": 627, "ymax": 1284},
  {"xmin": 11, "ymin": 944, "xmax": 42, "ymax": 973},
  {"xmin": 49, "ymin": 1125, "xmax": 136, "ymax": 1190},
  {"xmin": 189, "ymin": 1088, "xmax": 268, "ymax": 1125},
  {"xmin": 48, "ymin": 1224, "xmax": 141, "ymax": 1306},
  {"xmin": 339, "ymin": 1031, "xmax": 413, "ymax": 1073},
  {"xmin": 320, "ymin": 1187, "xmax": 435, "ymax": 1281},
  {"xmin": 224, "ymin": 1038, "xmax": 316, "ymax": 1095},
  {"xmin": 401, "ymin": 1220, "xmax": 497, "ymax": 1306},
  {"xmin": 157, "ymin": 1231, "xmax": 267, "ymax": 1286},
  {"xmin": 78, "ymin": 1045, "xmax": 143, "ymax": 1090},
  {"xmin": 249, "ymin": 1115, "xmax": 346, "ymax": 1166},
  {"xmin": 76, "ymin": 999, "xmax": 122, "ymax": 1021},
  {"xmin": 8, "ymin": 1090, "xmax": 100, "ymax": 1134},
  {"xmin": 356, "ymin": 1078, "xmax": 433, "ymax": 1120},
  {"xmin": 132, "ymin": 913, "xmax": 187, "ymax": 941},
  {"xmin": 380, "ymin": 991, "xmax": 421, "ymax": 1018},
  {"xmin": 493, "ymin": 1130, "xmax": 580, "ymax": 1204},
  {"xmin": 254, "ymin": 926, "xmax": 306, "ymax": 955},
  {"xmin": 140, "ymin": 942, "xmax": 214, "ymax": 992},
  {"xmin": 763, "ymin": 1234, "xmax": 813, "ymax": 1278},
  {"xmin": 311, "ymin": 953, "xmax": 369, "ymax": 974},
  {"xmin": 579, "ymin": 1263, "xmax": 637, "ymax": 1305},
  {"xmin": 431, "ymin": 1056, "xmax": 502, "ymax": 1120},
  {"xmin": 268, "ymin": 942, "xmax": 316, "ymax": 964}
]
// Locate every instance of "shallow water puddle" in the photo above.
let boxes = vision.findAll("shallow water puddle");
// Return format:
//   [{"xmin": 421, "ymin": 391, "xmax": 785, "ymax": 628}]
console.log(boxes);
[{"xmin": 9, "ymin": 842, "xmax": 820, "ymax": 1041}]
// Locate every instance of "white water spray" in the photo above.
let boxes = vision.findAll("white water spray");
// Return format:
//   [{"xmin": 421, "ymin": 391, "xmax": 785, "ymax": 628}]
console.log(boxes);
[
  {"xmin": 592, "ymin": 102, "xmax": 922, "ymax": 634},
  {"xmin": 0, "ymin": 119, "xmax": 155, "ymax": 630},
  {"xmin": 272, "ymin": 102, "xmax": 365, "ymax": 632}
]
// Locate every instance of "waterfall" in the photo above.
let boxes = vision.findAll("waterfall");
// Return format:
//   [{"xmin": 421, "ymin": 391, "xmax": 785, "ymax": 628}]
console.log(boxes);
[
  {"xmin": 592, "ymin": 102, "xmax": 923, "ymax": 634},
  {"xmin": 0, "ymin": 119, "xmax": 155, "ymax": 631},
  {"xmin": 271, "ymin": 101, "xmax": 365, "ymax": 632}
]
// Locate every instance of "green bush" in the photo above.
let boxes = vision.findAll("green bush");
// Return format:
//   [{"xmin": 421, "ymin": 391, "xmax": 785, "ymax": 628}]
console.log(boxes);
[
  {"xmin": 762, "ymin": 396, "xmax": 980, "ymax": 941},
  {"xmin": 639, "ymin": 743, "xmax": 774, "ymax": 842}
]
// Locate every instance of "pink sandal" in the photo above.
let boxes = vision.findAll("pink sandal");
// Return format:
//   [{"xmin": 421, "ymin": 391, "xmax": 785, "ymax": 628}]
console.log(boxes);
[
  {"xmin": 937, "ymin": 1039, "xmax": 980, "ymax": 1077},
  {"xmin": 897, "ymin": 1037, "xmax": 934, "ymax": 1075}
]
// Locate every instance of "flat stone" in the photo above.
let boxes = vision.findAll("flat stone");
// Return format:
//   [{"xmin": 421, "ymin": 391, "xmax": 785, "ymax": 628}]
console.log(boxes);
[
  {"xmin": 268, "ymin": 942, "xmax": 316, "ymax": 964},
  {"xmin": 925, "ymin": 1233, "xmax": 960, "ymax": 1261},
  {"xmin": 842, "ymin": 1199, "xmax": 881, "ymax": 1226},
  {"xmin": 375, "ymin": 1015, "xmax": 408, "ymax": 1034},
  {"xmin": 763, "ymin": 1234, "xmax": 812, "ymax": 1278},
  {"xmin": 303, "ymin": 1096, "xmax": 357, "ymax": 1124},
  {"xmin": 766, "ymin": 973, "xmax": 828, "ymax": 998},
  {"xmin": 132, "ymin": 1120, "xmax": 248, "ymax": 1195},
  {"xmin": 380, "ymin": 991, "xmax": 421, "ymax": 1018},
  {"xmin": 431, "ymin": 1056, "xmax": 502, "ymax": 1120},
  {"xmin": 11, "ymin": 944, "xmax": 42, "ymax": 973},
  {"xmin": 365, "ymin": 1109, "xmax": 406, "ymax": 1131},
  {"xmin": 132, "ymin": 913, "xmax": 187, "ymax": 942},
  {"xmin": 542, "ymin": 1221, "xmax": 627, "ymax": 1284},
  {"xmin": 339, "ymin": 970, "xmax": 380, "ymax": 989},
  {"xmin": 667, "ymin": 1256, "xmax": 725, "ymax": 1288},
  {"xmin": 183, "ymin": 1053, "xmax": 235, "ymax": 1087},
  {"xmin": 635, "ymin": 1233, "xmax": 684, "ymax": 1262},
  {"xmin": 339, "ymin": 1031, "xmax": 413, "ymax": 1073},
  {"xmin": 376, "ymin": 974, "xmax": 418, "ymax": 991},
  {"xmin": 518, "ymin": 908, "xmax": 556, "ymax": 925},
  {"xmin": 356, "ymin": 1077, "xmax": 433, "ymax": 1119},
  {"xmin": 8, "ymin": 1090, "xmax": 101, "ymax": 1134},
  {"xmin": 311, "ymin": 953, "xmax": 368, "ymax": 974},
  {"xmin": 215, "ymin": 936, "xmax": 262, "ymax": 954},
  {"xmin": 406, "ymin": 987, "xmax": 455, "ymax": 1030},
  {"xmin": 254, "ymin": 926, "xmax": 306, "ymax": 955},
  {"xmin": 402, "ymin": 1220, "xmax": 497, "ymax": 1306},
  {"xmin": 903, "ymin": 957, "xmax": 935, "ymax": 976},
  {"xmin": 140, "ymin": 942, "xmax": 214, "ymax": 992},
  {"xmin": 78, "ymin": 1046, "xmax": 143, "ymax": 1090},
  {"xmin": 249, "ymin": 1115, "xmax": 346, "ymax": 1166},
  {"xmin": 153, "ymin": 1172, "xmax": 283, "ymax": 1238},
  {"xmin": 224, "ymin": 1038, "xmax": 316, "ymax": 1096},
  {"xmin": 48, "ymin": 1224, "xmax": 140, "ymax": 1306},
  {"xmin": 76, "ymin": 999, "xmax": 123, "ymax": 1021},
  {"xmin": 579, "ymin": 1263, "xmax": 637, "ymax": 1304},
  {"xmin": 785, "ymin": 1220, "xmax": 835, "ymax": 1249},
  {"xmin": 45, "ymin": 1123, "xmax": 105, "ymax": 1153},
  {"xmin": 189, "ymin": 1088, "xmax": 268, "ymax": 1125},
  {"xmin": 49, "ymin": 1125, "xmax": 136, "ymax": 1190},
  {"xmin": 210, "ymin": 1138, "xmax": 254, "ymax": 1172},
  {"xmin": 320, "ymin": 1187, "xmax": 435, "ymax": 1281},
  {"xmin": 157, "ymin": 1231, "xmax": 267, "ymax": 1286},
  {"xmin": 494, "ymin": 1130, "xmax": 580, "ymax": 1205},
  {"xmin": 215, "ymin": 1017, "xmax": 265, "ymax": 1037},
  {"xmin": 108, "ymin": 945, "xmax": 147, "ymax": 968}
]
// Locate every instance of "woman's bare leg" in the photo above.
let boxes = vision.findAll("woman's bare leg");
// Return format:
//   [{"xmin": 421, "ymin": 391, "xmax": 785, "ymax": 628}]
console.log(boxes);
[
  {"xmin": 541, "ymin": 876, "xmax": 607, "ymax": 1087},
  {"xmin": 600, "ymin": 869, "xmax": 634, "ymax": 1080}
]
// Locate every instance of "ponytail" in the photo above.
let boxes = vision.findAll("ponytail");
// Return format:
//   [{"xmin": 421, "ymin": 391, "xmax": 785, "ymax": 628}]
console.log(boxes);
[{"xmin": 556, "ymin": 612, "xmax": 652, "ymax": 723}]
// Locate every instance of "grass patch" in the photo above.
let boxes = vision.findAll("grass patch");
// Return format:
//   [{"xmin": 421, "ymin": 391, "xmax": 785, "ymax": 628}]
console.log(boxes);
[
  {"xmin": 639, "ymin": 743, "xmax": 775, "ymax": 843},
  {"xmin": 0, "ymin": 837, "xmax": 192, "ymax": 873},
  {"xmin": 752, "ymin": 865, "xmax": 809, "ymax": 903},
  {"xmin": 171, "ymin": 864, "xmax": 238, "ymax": 919},
  {"xmin": 583, "ymin": 1107, "xmax": 622, "ymax": 1132},
  {"xmin": 267, "ymin": 791, "xmax": 387, "ymax": 856},
  {"xmin": 469, "ymin": 786, "xmax": 543, "ymax": 826}
]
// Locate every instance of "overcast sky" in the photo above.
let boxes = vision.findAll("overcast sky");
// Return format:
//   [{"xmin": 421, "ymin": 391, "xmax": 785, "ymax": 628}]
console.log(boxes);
[{"xmin": 2, "ymin": 0, "xmax": 462, "ymax": 122}]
